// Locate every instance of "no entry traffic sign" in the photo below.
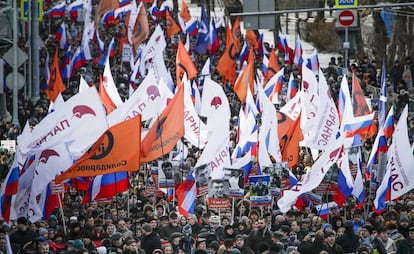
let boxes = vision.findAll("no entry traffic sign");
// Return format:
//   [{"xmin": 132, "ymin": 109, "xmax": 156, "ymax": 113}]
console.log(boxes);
[{"xmin": 336, "ymin": 9, "xmax": 358, "ymax": 28}]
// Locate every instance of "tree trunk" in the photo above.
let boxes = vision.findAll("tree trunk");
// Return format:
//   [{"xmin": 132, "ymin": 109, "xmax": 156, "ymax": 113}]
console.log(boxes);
[
  {"xmin": 371, "ymin": 9, "xmax": 387, "ymax": 64},
  {"xmin": 388, "ymin": 12, "xmax": 407, "ymax": 66}
]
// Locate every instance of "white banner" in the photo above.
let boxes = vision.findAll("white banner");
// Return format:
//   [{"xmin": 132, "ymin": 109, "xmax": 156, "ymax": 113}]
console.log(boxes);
[
  {"xmin": 387, "ymin": 107, "xmax": 414, "ymax": 200},
  {"xmin": 277, "ymin": 136, "xmax": 344, "ymax": 213}
]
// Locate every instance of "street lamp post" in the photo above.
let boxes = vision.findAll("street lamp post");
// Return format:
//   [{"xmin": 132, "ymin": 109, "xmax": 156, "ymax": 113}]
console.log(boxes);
[
  {"xmin": 31, "ymin": 0, "xmax": 40, "ymax": 103},
  {"xmin": 12, "ymin": 0, "xmax": 19, "ymax": 126}
]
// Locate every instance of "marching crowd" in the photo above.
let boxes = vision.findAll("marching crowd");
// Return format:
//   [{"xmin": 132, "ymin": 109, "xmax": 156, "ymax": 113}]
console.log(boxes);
[{"xmin": 0, "ymin": 0, "xmax": 414, "ymax": 254}]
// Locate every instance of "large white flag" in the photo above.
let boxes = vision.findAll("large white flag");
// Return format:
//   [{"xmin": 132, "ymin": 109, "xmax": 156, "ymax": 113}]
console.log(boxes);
[
  {"xmin": 387, "ymin": 106, "xmax": 414, "ymax": 200},
  {"xmin": 280, "ymin": 90, "xmax": 301, "ymax": 121},
  {"xmin": 195, "ymin": 134, "xmax": 230, "ymax": 180},
  {"xmin": 103, "ymin": 57, "xmax": 124, "ymax": 107},
  {"xmin": 200, "ymin": 77, "xmax": 231, "ymax": 131},
  {"xmin": 300, "ymin": 68, "xmax": 340, "ymax": 150},
  {"xmin": 183, "ymin": 80, "xmax": 208, "ymax": 148},
  {"xmin": 30, "ymin": 144, "xmax": 73, "ymax": 197},
  {"xmin": 18, "ymin": 87, "xmax": 108, "ymax": 156},
  {"xmin": 257, "ymin": 84, "xmax": 281, "ymax": 162},
  {"xmin": 141, "ymin": 25, "xmax": 167, "ymax": 62},
  {"xmin": 15, "ymin": 144, "xmax": 73, "ymax": 222},
  {"xmin": 107, "ymin": 71, "xmax": 165, "ymax": 127},
  {"xmin": 277, "ymin": 136, "xmax": 344, "ymax": 213},
  {"xmin": 300, "ymin": 65, "xmax": 319, "ymax": 135}
]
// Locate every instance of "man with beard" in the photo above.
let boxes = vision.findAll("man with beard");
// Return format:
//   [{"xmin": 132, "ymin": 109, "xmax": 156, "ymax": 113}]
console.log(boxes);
[
  {"xmin": 246, "ymin": 218, "xmax": 272, "ymax": 252},
  {"xmin": 234, "ymin": 234, "xmax": 254, "ymax": 254},
  {"xmin": 160, "ymin": 212, "xmax": 182, "ymax": 241}
]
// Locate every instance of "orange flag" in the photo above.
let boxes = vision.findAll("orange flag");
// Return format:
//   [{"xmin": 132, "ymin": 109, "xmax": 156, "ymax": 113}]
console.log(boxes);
[
  {"xmin": 265, "ymin": 48, "xmax": 280, "ymax": 83},
  {"xmin": 352, "ymin": 70, "xmax": 376, "ymax": 139},
  {"xmin": 132, "ymin": 3, "xmax": 150, "ymax": 54},
  {"xmin": 176, "ymin": 40, "xmax": 198, "ymax": 86},
  {"xmin": 55, "ymin": 115, "xmax": 142, "ymax": 183},
  {"xmin": 234, "ymin": 48, "xmax": 254, "ymax": 102},
  {"xmin": 245, "ymin": 30, "xmax": 258, "ymax": 49},
  {"xmin": 99, "ymin": 76, "xmax": 117, "ymax": 114},
  {"xmin": 352, "ymin": 70, "xmax": 371, "ymax": 117},
  {"xmin": 231, "ymin": 17, "xmax": 241, "ymax": 52},
  {"xmin": 217, "ymin": 25, "xmax": 237, "ymax": 84},
  {"xmin": 46, "ymin": 48, "xmax": 66, "ymax": 102},
  {"xmin": 141, "ymin": 86, "xmax": 185, "ymax": 163},
  {"xmin": 278, "ymin": 112, "xmax": 303, "ymax": 169},
  {"xmin": 166, "ymin": 10, "xmax": 181, "ymax": 38},
  {"xmin": 180, "ymin": 0, "xmax": 192, "ymax": 22}
]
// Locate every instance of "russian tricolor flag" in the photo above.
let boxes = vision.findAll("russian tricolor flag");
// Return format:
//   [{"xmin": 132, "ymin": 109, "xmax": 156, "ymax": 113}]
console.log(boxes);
[
  {"xmin": 277, "ymin": 31, "xmax": 288, "ymax": 61},
  {"xmin": 231, "ymin": 151, "xmax": 253, "ymax": 184},
  {"xmin": 209, "ymin": 19, "xmax": 219, "ymax": 56},
  {"xmin": 95, "ymin": 172, "xmax": 129, "ymax": 200},
  {"xmin": 374, "ymin": 163, "xmax": 391, "ymax": 213},
  {"xmin": 176, "ymin": 170, "xmax": 196, "ymax": 217},
  {"xmin": 351, "ymin": 150, "xmax": 365, "ymax": 209},
  {"xmin": 378, "ymin": 59, "xmax": 387, "ymax": 128},
  {"xmin": 0, "ymin": 164, "xmax": 20, "ymax": 222},
  {"xmin": 67, "ymin": 0, "xmax": 84, "ymax": 21},
  {"xmin": 239, "ymin": 43, "xmax": 249, "ymax": 67},
  {"xmin": 286, "ymin": 72, "xmax": 297, "ymax": 101},
  {"xmin": 306, "ymin": 51, "xmax": 320, "ymax": 75},
  {"xmin": 292, "ymin": 37, "xmax": 303, "ymax": 66},
  {"xmin": 46, "ymin": 1, "xmax": 66, "ymax": 17},
  {"xmin": 40, "ymin": 183, "xmax": 60, "ymax": 220},
  {"xmin": 55, "ymin": 22, "xmax": 67, "ymax": 49},
  {"xmin": 83, "ymin": 172, "xmax": 129, "ymax": 204},
  {"xmin": 316, "ymin": 202, "xmax": 338, "ymax": 218},
  {"xmin": 101, "ymin": 10, "xmax": 116, "ymax": 25},
  {"xmin": 334, "ymin": 151, "xmax": 354, "ymax": 207},
  {"xmin": 366, "ymin": 106, "xmax": 394, "ymax": 178},
  {"xmin": 70, "ymin": 47, "xmax": 86, "ymax": 77},
  {"xmin": 61, "ymin": 46, "xmax": 72, "ymax": 81}
]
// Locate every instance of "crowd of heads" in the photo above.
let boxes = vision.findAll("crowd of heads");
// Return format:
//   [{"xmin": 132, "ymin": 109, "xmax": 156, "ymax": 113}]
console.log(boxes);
[{"xmin": 0, "ymin": 1, "xmax": 413, "ymax": 254}]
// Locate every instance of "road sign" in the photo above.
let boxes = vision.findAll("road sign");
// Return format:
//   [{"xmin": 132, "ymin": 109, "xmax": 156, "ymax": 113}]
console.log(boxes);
[
  {"xmin": 6, "ymin": 73, "xmax": 25, "ymax": 90},
  {"xmin": 3, "ymin": 47, "xmax": 28, "ymax": 68},
  {"xmin": 20, "ymin": 0, "xmax": 43, "ymax": 21},
  {"xmin": 336, "ymin": 9, "xmax": 358, "ymax": 28},
  {"xmin": 335, "ymin": 0, "xmax": 358, "ymax": 8}
]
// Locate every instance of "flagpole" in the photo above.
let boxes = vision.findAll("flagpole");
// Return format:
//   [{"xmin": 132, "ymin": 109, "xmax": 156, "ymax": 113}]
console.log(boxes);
[
  {"xmin": 231, "ymin": 198, "xmax": 235, "ymax": 224},
  {"xmin": 114, "ymin": 173, "xmax": 119, "ymax": 218},
  {"xmin": 57, "ymin": 193, "xmax": 67, "ymax": 235},
  {"xmin": 127, "ymin": 186, "xmax": 130, "ymax": 218}
]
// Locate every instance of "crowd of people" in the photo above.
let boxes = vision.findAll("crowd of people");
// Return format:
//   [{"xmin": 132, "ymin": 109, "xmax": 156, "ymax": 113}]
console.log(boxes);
[{"xmin": 0, "ymin": 0, "xmax": 414, "ymax": 254}]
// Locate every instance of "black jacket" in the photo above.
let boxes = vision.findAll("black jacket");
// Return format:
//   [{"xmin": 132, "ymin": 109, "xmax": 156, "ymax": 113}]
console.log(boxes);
[
  {"xmin": 141, "ymin": 231, "xmax": 162, "ymax": 254},
  {"xmin": 396, "ymin": 238, "xmax": 414, "ymax": 254}
]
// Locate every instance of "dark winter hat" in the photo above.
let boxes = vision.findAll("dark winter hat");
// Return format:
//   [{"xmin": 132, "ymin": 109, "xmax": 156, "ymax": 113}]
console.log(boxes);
[
  {"xmin": 361, "ymin": 225, "xmax": 373, "ymax": 234},
  {"xmin": 17, "ymin": 217, "xmax": 27, "ymax": 225},
  {"xmin": 235, "ymin": 234, "xmax": 245, "ymax": 240},
  {"xmin": 111, "ymin": 232, "xmax": 123, "ymax": 241}
]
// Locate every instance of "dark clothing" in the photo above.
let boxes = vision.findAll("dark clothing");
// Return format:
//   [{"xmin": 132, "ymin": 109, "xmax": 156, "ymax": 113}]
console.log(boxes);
[
  {"xmin": 246, "ymin": 228, "xmax": 272, "ymax": 253},
  {"xmin": 141, "ymin": 231, "xmax": 162, "ymax": 254},
  {"xmin": 159, "ymin": 223, "xmax": 182, "ymax": 241},
  {"xmin": 9, "ymin": 228, "xmax": 38, "ymax": 252},
  {"xmin": 235, "ymin": 245, "xmax": 255, "ymax": 254},
  {"xmin": 396, "ymin": 238, "xmax": 414, "ymax": 254},
  {"xmin": 298, "ymin": 241, "xmax": 330, "ymax": 254},
  {"xmin": 0, "ymin": 163, "xmax": 9, "ymax": 182},
  {"xmin": 337, "ymin": 232, "xmax": 359, "ymax": 253},
  {"xmin": 326, "ymin": 243, "xmax": 344, "ymax": 254}
]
